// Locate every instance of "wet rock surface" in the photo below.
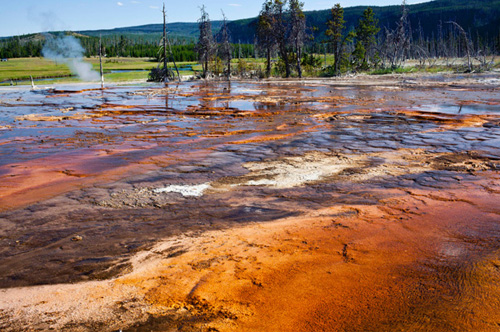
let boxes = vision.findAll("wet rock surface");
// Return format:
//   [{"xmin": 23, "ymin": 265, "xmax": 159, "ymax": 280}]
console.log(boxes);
[{"xmin": 0, "ymin": 74, "xmax": 499, "ymax": 331}]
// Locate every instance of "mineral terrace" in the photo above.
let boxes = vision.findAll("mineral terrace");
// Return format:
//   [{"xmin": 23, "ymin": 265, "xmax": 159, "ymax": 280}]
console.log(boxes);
[{"xmin": 0, "ymin": 73, "xmax": 499, "ymax": 331}]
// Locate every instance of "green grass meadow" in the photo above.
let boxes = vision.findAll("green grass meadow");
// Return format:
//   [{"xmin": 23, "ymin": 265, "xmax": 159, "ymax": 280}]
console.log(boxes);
[
  {"xmin": 2, "ymin": 56, "xmax": 496, "ymax": 86},
  {"xmin": 0, "ymin": 57, "xmax": 200, "ymax": 85}
]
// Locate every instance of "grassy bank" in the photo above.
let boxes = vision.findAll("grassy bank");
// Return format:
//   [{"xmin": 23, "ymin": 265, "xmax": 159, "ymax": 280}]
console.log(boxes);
[
  {"xmin": 1, "ymin": 56, "xmax": 498, "ymax": 86},
  {"xmin": 0, "ymin": 58, "xmax": 72, "ymax": 82},
  {"xmin": 0, "ymin": 57, "xmax": 199, "ymax": 85}
]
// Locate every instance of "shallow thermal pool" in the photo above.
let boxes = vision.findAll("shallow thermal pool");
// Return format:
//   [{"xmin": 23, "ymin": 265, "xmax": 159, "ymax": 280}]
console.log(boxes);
[{"xmin": 0, "ymin": 76, "xmax": 499, "ymax": 331}]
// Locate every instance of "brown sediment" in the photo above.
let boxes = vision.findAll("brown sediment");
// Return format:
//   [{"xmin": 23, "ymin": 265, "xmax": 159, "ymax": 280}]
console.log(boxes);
[
  {"xmin": 0, "ymin": 146, "xmax": 216, "ymax": 212},
  {"xmin": 0, "ymin": 75, "xmax": 499, "ymax": 331},
  {"xmin": 1, "ymin": 179, "xmax": 499, "ymax": 332},
  {"xmin": 0, "ymin": 150, "xmax": 151, "ymax": 211},
  {"xmin": 392, "ymin": 109, "xmax": 493, "ymax": 127},
  {"xmin": 200, "ymin": 93, "xmax": 348, "ymax": 105}
]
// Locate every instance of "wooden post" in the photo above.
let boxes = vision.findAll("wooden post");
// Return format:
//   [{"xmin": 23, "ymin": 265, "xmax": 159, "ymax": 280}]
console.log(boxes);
[{"xmin": 99, "ymin": 35, "xmax": 104, "ymax": 89}]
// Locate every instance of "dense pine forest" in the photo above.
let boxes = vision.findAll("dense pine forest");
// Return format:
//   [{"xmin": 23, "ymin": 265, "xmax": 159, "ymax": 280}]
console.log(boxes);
[{"xmin": 0, "ymin": 33, "xmax": 255, "ymax": 63}]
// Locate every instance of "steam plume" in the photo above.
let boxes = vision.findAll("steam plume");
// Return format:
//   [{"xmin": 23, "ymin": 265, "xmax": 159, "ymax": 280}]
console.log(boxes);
[{"xmin": 42, "ymin": 35, "xmax": 100, "ymax": 81}]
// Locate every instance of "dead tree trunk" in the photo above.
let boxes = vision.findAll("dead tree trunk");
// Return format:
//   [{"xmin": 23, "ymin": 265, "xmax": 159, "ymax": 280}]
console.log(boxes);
[
  {"xmin": 166, "ymin": 32, "xmax": 181, "ymax": 82},
  {"xmin": 218, "ymin": 11, "xmax": 232, "ymax": 80},
  {"xmin": 447, "ymin": 21, "xmax": 472, "ymax": 72},
  {"xmin": 196, "ymin": 6, "xmax": 214, "ymax": 79},
  {"xmin": 257, "ymin": 1, "xmax": 275, "ymax": 78},
  {"xmin": 99, "ymin": 35, "xmax": 104, "ymax": 88},
  {"xmin": 163, "ymin": 4, "xmax": 169, "ymax": 83},
  {"xmin": 289, "ymin": 0, "xmax": 305, "ymax": 78}
]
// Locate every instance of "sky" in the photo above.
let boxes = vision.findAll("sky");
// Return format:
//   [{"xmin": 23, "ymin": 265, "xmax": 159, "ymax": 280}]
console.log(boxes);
[{"xmin": 0, "ymin": 0, "xmax": 429, "ymax": 37}]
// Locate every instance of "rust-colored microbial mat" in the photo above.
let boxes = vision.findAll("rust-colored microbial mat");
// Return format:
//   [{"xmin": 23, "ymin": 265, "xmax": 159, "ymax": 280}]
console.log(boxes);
[{"xmin": 0, "ymin": 74, "xmax": 499, "ymax": 331}]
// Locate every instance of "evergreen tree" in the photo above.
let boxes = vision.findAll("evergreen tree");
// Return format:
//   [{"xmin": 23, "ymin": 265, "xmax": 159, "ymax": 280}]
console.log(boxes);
[
  {"xmin": 325, "ymin": 4, "xmax": 352, "ymax": 75},
  {"xmin": 353, "ymin": 7, "xmax": 379, "ymax": 69}
]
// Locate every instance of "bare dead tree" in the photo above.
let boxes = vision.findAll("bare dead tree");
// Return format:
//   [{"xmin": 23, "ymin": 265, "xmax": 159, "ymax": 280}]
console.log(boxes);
[
  {"xmin": 375, "ymin": 34, "xmax": 387, "ymax": 68},
  {"xmin": 437, "ymin": 20, "xmax": 451, "ymax": 65},
  {"xmin": 473, "ymin": 31, "xmax": 495, "ymax": 70},
  {"xmin": 446, "ymin": 21, "xmax": 473, "ymax": 72},
  {"xmin": 322, "ymin": 43, "xmax": 326, "ymax": 67},
  {"xmin": 160, "ymin": 4, "xmax": 181, "ymax": 82},
  {"xmin": 272, "ymin": 0, "xmax": 291, "ymax": 78},
  {"xmin": 289, "ymin": 0, "xmax": 306, "ymax": 78},
  {"xmin": 257, "ymin": 0, "xmax": 276, "ymax": 77},
  {"xmin": 163, "ymin": 4, "xmax": 168, "ymax": 82},
  {"xmin": 165, "ymin": 35, "xmax": 181, "ymax": 82},
  {"xmin": 385, "ymin": 0, "xmax": 411, "ymax": 68},
  {"xmin": 428, "ymin": 33, "xmax": 439, "ymax": 67},
  {"xmin": 412, "ymin": 19, "xmax": 429, "ymax": 67},
  {"xmin": 218, "ymin": 11, "xmax": 232, "ymax": 79},
  {"xmin": 378, "ymin": 0, "xmax": 411, "ymax": 69},
  {"xmin": 412, "ymin": 44, "xmax": 429, "ymax": 67},
  {"xmin": 148, "ymin": 4, "xmax": 178, "ymax": 82},
  {"xmin": 196, "ymin": 6, "xmax": 215, "ymax": 78},
  {"xmin": 257, "ymin": 0, "xmax": 306, "ymax": 78},
  {"xmin": 445, "ymin": 26, "xmax": 458, "ymax": 66},
  {"xmin": 253, "ymin": 36, "xmax": 258, "ymax": 59},
  {"xmin": 99, "ymin": 34, "xmax": 104, "ymax": 88}
]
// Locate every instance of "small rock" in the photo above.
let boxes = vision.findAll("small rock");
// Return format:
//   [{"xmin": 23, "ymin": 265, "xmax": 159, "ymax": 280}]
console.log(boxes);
[{"xmin": 72, "ymin": 235, "xmax": 83, "ymax": 242}]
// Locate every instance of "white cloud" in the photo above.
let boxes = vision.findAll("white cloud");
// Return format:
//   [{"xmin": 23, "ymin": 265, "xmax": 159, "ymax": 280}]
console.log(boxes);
[
  {"xmin": 117, "ymin": 2, "xmax": 124, "ymax": 6},
  {"xmin": 228, "ymin": 3, "xmax": 242, "ymax": 6},
  {"xmin": 149, "ymin": 5, "xmax": 159, "ymax": 9}
]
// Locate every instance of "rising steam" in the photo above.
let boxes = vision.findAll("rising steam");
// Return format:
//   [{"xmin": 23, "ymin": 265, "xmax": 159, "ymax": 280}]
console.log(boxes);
[{"xmin": 42, "ymin": 35, "xmax": 100, "ymax": 81}]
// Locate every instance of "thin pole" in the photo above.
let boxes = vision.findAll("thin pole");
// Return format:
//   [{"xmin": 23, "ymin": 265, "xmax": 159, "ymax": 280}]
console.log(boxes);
[{"xmin": 99, "ymin": 35, "xmax": 104, "ymax": 88}]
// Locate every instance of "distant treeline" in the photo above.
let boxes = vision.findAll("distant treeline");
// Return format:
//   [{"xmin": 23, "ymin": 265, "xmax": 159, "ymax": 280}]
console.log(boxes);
[
  {"xmin": 80, "ymin": 35, "xmax": 198, "ymax": 61},
  {"xmin": 0, "ymin": 34, "xmax": 255, "ymax": 62},
  {"xmin": 0, "ymin": 37, "xmax": 43, "ymax": 58}
]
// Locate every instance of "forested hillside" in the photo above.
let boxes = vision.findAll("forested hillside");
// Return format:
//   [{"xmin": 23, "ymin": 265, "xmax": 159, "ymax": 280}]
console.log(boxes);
[
  {"xmin": 78, "ymin": 21, "xmax": 224, "ymax": 39},
  {"xmin": 1, "ymin": 0, "xmax": 499, "ymax": 59},
  {"xmin": 229, "ymin": 0, "xmax": 500, "ymax": 46},
  {"xmin": 0, "ymin": 32, "xmax": 254, "ymax": 62}
]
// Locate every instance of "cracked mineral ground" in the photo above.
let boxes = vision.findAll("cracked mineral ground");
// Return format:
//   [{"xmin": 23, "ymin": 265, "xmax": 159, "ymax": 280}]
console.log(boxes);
[{"xmin": 0, "ymin": 73, "xmax": 499, "ymax": 331}]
